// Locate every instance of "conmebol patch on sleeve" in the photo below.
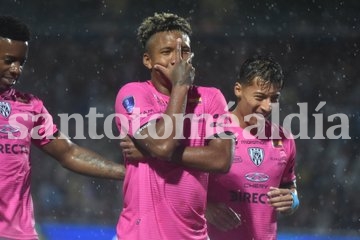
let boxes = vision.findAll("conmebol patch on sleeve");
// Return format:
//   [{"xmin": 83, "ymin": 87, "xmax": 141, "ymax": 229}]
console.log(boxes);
[{"xmin": 122, "ymin": 96, "xmax": 135, "ymax": 113}]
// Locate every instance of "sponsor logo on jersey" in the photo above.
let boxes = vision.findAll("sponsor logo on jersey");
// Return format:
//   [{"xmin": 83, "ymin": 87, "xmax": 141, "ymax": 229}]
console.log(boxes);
[
  {"xmin": 248, "ymin": 147, "xmax": 264, "ymax": 166},
  {"xmin": 229, "ymin": 190, "xmax": 267, "ymax": 204},
  {"xmin": 232, "ymin": 156, "xmax": 243, "ymax": 163},
  {"xmin": 244, "ymin": 183, "xmax": 268, "ymax": 189},
  {"xmin": 240, "ymin": 139, "xmax": 266, "ymax": 145},
  {"xmin": 0, "ymin": 124, "xmax": 20, "ymax": 134},
  {"xmin": 0, "ymin": 101, "xmax": 11, "ymax": 118},
  {"xmin": 245, "ymin": 172, "xmax": 269, "ymax": 182},
  {"xmin": 122, "ymin": 96, "xmax": 135, "ymax": 113},
  {"xmin": 270, "ymin": 149, "xmax": 288, "ymax": 166},
  {"xmin": 0, "ymin": 143, "xmax": 29, "ymax": 154}
]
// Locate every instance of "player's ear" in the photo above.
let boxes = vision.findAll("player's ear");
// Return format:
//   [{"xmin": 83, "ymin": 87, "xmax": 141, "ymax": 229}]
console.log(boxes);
[
  {"xmin": 234, "ymin": 82, "xmax": 242, "ymax": 98},
  {"xmin": 143, "ymin": 52, "xmax": 152, "ymax": 69}
]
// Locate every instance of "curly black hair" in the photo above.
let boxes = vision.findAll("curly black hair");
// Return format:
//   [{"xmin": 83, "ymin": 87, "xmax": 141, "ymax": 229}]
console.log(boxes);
[
  {"xmin": 0, "ymin": 15, "xmax": 30, "ymax": 41},
  {"xmin": 137, "ymin": 12, "xmax": 192, "ymax": 50}
]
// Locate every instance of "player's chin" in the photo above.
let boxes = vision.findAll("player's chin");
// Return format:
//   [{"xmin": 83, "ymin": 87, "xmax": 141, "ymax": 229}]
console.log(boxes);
[
  {"xmin": 0, "ymin": 84, "xmax": 13, "ymax": 91},
  {"xmin": 247, "ymin": 118, "xmax": 260, "ymax": 126}
]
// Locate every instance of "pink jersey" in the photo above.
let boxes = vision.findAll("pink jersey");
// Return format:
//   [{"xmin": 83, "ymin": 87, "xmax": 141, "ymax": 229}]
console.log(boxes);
[
  {"xmin": 0, "ymin": 89, "xmax": 57, "ymax": 240},
  {"xmin": 115, "ymin": 80, "xmax": 229, "ymax": 240},
  {"xmin": 207, "ymin": 121, "xmax": 296, "ymax": 240}
]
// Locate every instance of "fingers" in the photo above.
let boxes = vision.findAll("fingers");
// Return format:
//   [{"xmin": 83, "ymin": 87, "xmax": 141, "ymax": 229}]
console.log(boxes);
[
  {"xmin": 228, "ymin": 207, "xmax": 241, "ymax": 225},
  {"xmin": 207, "ymin": 203, "xmax": 241, "ymax": 232},
  {"xmin": 187, "ymin": 52, "xmax": 194, "ymax": 64},
  {"xmin": 267, "ymin": 187, "xmax": 293, "ymax": 212},
  {"xmin": 153, "ymin": 38, "xmax": 195, "ymax": 86},
  {"xmin": 175, "ymin": 38, "xmax": 182, "ymax": 62},
  {"xmin": 153, "ymin": 64, "xmax": 167, "ymax": 78},
  {"xmin": 267, "ymin": 187, "xmax": 291, "ymax": 197},
  {"xmin": 120, "ymin": 135, "xmax": 134, "ymax": 155},
  {"xmin": 120, "ymin": 138, "xmax": 133, "ymax": 147}
]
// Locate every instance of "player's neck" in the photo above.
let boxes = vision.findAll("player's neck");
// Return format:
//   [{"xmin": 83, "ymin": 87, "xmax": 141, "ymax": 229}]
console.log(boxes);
[
  {"xmin": 0, "ymin": 87, "xmax": 14, "ymax": 97},
  {"xmin": 151, "ymin": 78, "xmax": 171, "ymax": 96}
]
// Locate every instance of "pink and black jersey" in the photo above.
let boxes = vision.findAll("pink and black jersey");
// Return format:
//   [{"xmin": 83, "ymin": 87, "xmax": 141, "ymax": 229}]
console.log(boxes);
[
  {"xmin": 0, "ymin": 89, "xmax": 57, "ymax": 240},
  {"xmin": 207, "ymin": 121, "xmax": 296, "ymax": 240},
  {"xmin": 115, "ymin": 80, "xmax": 229, "ymax": 240}
]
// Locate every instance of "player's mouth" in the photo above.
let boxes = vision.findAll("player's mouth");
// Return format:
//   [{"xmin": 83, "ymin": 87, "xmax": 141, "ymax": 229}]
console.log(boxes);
[{"xmin": 254, "ymin": 112, "xmax": 270, "ymax": 119}]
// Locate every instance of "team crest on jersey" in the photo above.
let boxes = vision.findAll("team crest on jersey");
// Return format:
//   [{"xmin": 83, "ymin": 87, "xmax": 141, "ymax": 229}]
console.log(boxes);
[
  {"xmin": 248, "ymin": 147, "xmax": 265, "ymax": 166},
  {"xmin": 122, "ymin": 96, "xmax": 135, "ymax": 113},
  {"xmin": 0, "ymin": 101, "xmax": 11, "ymax": 118}
]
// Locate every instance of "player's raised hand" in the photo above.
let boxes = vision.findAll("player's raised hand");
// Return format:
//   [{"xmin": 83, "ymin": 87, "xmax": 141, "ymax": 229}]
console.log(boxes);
[
  {"xmin": 154, "ymin": 38, "xmax": 195, "ymax": 87},
  {"xmin": 206, "ymin": 202, "xmax": 241, "ymax": 232}
]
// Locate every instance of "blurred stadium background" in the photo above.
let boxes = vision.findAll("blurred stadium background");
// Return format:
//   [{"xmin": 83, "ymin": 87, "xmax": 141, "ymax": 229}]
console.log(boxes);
[{"xmin": 1, "ymin": 0, "xmax": 359, "ymax": 239}]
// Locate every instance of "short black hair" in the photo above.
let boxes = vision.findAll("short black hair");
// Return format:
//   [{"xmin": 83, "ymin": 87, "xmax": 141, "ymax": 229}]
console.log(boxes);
[
  {"xmin": 137, "ymin": 12, "xmax": 192, "ymax": 49},
  {"xmin": 0, "ymin": 15, "xmax": 30, "ymax": 41},
  {"xmin": 237, "ymin": 55, "xmax": 284, "ymax": 89}
]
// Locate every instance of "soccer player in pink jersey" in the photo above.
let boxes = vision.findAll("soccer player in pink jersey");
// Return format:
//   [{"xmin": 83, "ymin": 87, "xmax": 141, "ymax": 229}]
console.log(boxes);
[
  {"xmin": 0, "ymin": 15, "xmax": 125, "ymax": 240},
  {"xmin": 115, "ymin": 13, "xmax": 235, "ymax": 240},
  {"xmin": 206, "ymin": 56, "xmax": 299, "ymax": 240}
]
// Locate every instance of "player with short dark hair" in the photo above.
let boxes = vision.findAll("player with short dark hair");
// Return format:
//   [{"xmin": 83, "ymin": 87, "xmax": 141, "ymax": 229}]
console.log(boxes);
[
  {"xmin": 115, "ymin": 12, "xmax": 234, "ymax": 239},
  {"xmin": 0, "ymin": 15, "xmax": 125, "ymax": 240},
  {"xmin": 136, "ymin": 12, "xmax": 192, "ymax": 49},
  {"xmin": 206, "ymin": 55, "xmax": 299, "ymax": 240}
]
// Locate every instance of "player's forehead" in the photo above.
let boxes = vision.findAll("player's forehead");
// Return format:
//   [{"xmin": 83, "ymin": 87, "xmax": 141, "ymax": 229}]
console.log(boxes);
[
  {"xmin": 249, "ymin": 77, "xmax": 281, "ymax": 94},
  {"xmin": 146, "ymin": 31, "xmax": 190, "ymax": 50},
  {"xmin": 0, "ymin": 37, "xmax": 28, "ymax": 56}
]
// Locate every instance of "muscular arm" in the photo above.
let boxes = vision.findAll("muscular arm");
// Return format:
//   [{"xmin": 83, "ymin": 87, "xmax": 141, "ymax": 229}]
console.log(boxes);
[
  {"xmin": 133, "ymin": 39, "xmax": 195, "ymax": 160},
  {"xmin": 121, "ymin": 135, "xmax": 234, "ymax": 173},
  {"xmin": 134, "ymin": 84, "xmax": 189, "ymax": 160},
  {"xmin": 41, "ymin": 131, "xmax": 125, "ymax": 180},
  {"xmin": 173, "ymin": 137, "xmax": 234, "ymax": 173}
]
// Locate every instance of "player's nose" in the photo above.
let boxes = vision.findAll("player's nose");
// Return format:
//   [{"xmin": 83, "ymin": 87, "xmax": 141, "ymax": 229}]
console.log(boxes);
[
  {"xmin": 9, "ymin": 62, "xmax": 22, "ymax": 76},
  {"xmin": 260, "ymin": 99, "xmax": 272, "ymax": 115}
]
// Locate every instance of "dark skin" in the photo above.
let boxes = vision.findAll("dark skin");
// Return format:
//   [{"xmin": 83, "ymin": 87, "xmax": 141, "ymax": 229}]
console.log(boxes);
[
  {"xmin": 0, "ymin": 37, "xmax": 125, "ymax": 180},
  {"xmin": 134, "ymin": 32, "xmax": 194, "ymax": 160},
  {"xmin": 122, "ymin": 30, "xmax": 234, "ymax": 173}
]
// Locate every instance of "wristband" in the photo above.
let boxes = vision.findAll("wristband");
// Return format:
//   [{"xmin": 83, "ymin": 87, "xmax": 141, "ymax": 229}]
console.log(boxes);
[{"xmin": 290, "ymin": 191, "xmax": 300, "ymax": 210}]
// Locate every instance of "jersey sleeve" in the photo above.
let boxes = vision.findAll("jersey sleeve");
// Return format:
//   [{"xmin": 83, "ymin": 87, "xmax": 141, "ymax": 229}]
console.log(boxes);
[
  {"xmin": 31, "ymin": 99, "xmax": 58, "ymax": 147},
  {"xmin": 204, "ymin": 88, "xmax": 233, "ymax": 139},
  {"xmin": 115, "ymin": 82, "xmax": 159, "ymax": 137},
  {"xmin": 280, "ymin": 132, "xmax": 297, "ymax": 185}
]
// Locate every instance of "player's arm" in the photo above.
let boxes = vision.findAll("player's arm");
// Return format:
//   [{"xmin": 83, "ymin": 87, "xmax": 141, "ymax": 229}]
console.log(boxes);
[
  {"xmin": 267, "ymin": 181, "xmax": 299, "ymax": 215},
  {"xmin": 41, "ymin": 131, "xmax": 125, "ymax": 180},
  {"xmin": 121, "ymin": 133, "xmax": 234, "ymax": 173},
  {"xmin": 206, "ymin": 202, "xmax": 241, "ymax": 232},
  {"xmin": 173, "ymin": 136, "xmax": 234, "ymax": 172},
  {"xmin": 158, "ymin": 86, "xmax": 235, "ymax": 172},
  {"xmin": 267, "ymin": 135, "xmax": 299, "ymax": 214},
  {"xmin": 132, "ymin": 38, "xmax": 195, "ymax": 160}
]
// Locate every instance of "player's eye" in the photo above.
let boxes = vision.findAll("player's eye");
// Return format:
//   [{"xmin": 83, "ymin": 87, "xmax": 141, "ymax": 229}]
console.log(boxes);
[
  {"xmin": 3, "ymin": 58, "xmax": 13, "ymax": 65},
  {"xmin": 1, "ymin": 57, "xmax": 25, "ymax": 66},
  {"xmin": 271, "ymin": 96, "xmax": 280, "ymax": 103},
  {"xmin": 254, "ymin": 96, "xmax": 265, "ymax": 101},
  {"xmin": 181, "ymin": 48, "xmax": 191, "ymax": 53}
]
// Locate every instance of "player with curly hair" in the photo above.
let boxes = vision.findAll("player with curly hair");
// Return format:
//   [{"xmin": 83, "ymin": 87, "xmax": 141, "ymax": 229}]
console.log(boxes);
[
  {"xmin": 0, "ymin": 15, "xmax": 125, "ymax": 240},
  {"xmin": 115, "ymin": 12, "xmax": 234, "ymax": 240}
]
